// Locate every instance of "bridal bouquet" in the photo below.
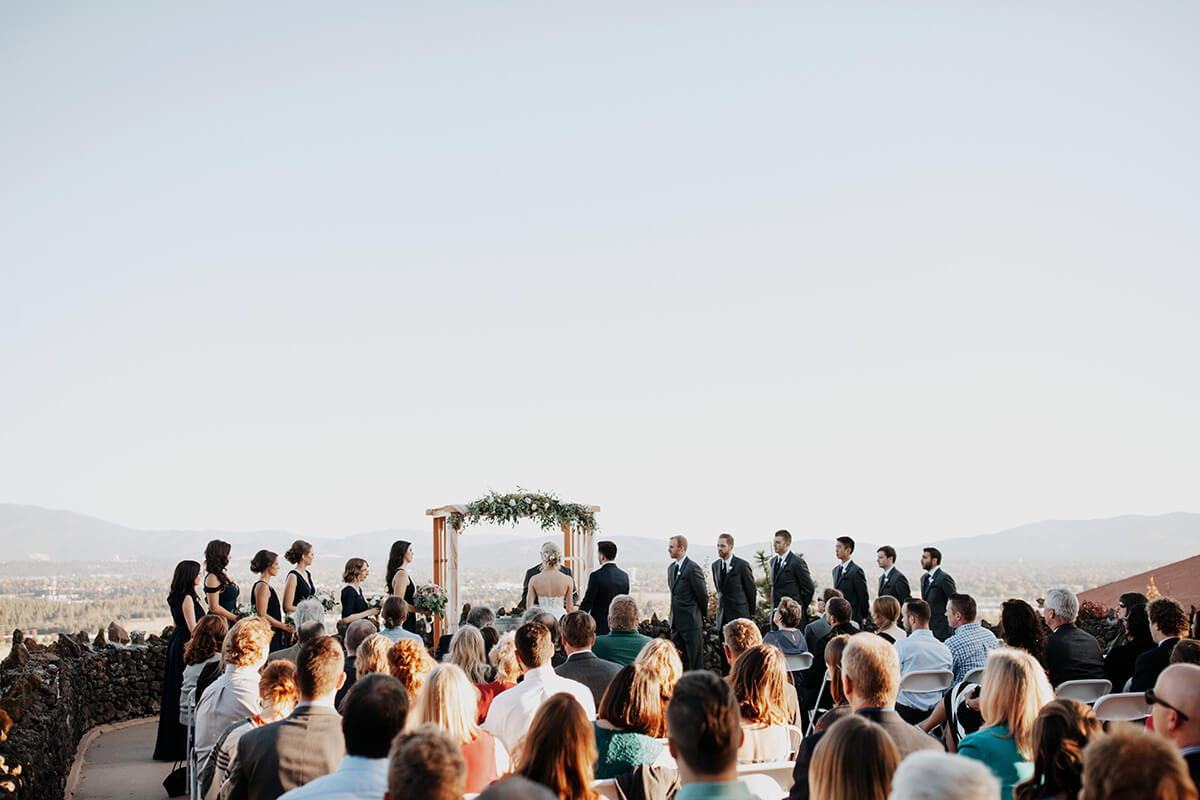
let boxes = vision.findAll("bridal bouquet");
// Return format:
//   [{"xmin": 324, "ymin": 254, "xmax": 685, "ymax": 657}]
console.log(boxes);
[{"xmin": 412, "ymin": 583, "xmax": 448, "ymax": 616}]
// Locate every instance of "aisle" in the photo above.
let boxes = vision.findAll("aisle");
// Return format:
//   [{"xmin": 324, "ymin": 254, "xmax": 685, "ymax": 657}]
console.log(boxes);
[{"xmin": 70, "ymin": 718, "xmax": 174, "ymax": 800}]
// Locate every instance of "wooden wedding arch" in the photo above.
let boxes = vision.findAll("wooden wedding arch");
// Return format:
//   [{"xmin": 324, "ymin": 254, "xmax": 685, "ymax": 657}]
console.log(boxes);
[{"xmin": 425, "ymin": 492, "xmax": 600, "ymax": 640}]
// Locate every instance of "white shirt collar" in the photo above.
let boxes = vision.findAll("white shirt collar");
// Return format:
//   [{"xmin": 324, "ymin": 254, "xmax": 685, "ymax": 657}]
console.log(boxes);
[
  {"xmin": 567, "ymin": 649, "xmax": 593, "ymax": 659},
  {"xmin": 926, "ymin": 565, "xmax": 940, "ymax": 577},
  {"xmin": 523, "ymin": 665, "xmax": 557, "ymax": 683},
  {"xmin": 295, "ymin": 695, "xmax": 338, "ymax": 710},
  {"xmin": 674, "ymin": 556, "xmax": 687, "ymax": 568},
  {"xmin": 776, "ymin": 552, "xmax": 787, "ymax": 564},
  {"xmin": 882, "ymin": 566, "xmax": 892, "ymax": 577}
]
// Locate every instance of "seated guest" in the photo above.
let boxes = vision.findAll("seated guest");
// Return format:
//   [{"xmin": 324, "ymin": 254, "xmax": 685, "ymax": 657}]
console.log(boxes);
[
  {"xmin": 958, "ymin": 648, "xmax": 1054, "ymax": 800},
  {"xmin": 1105, "ymin": 592, "xmax": 1149, "ymax": 655},
  {"xmin": 635, "ymin": 637, "xmax": 685, "ymax": 722},
  {"xmin": 380, "ymin": 597, "xmax": 422, "ymax": 644},
  {"xmin": 812, "ymin": 634, "xmax": 851, "ymax": 728},
  {"xmin": 945, "ymin": 593, "xmax": 999, "ymax": 684},
  {"xmin": 1042, "ymin": 588, "xmax": 1104, "ymax": 687},
  {"xmin": 999, "ymin": 598, "xmax": 1047, "ymax": 666},
  {"xmin": 439, "ymin": 605, "xmax": 498, "ymax": 662},
  {"xmin": 385, "ymin": 724, "xmax": 467, "ymax": 800},
  {"xmin": 1149, "ymin": 663, "xmax": 1200, "ymax": 788},
  {"xmin": 1080, "ymin": 723, "xmax": 1197, "ymax": 800},
  {"xmin": 475, "ymin": 775, "xmax": 557, "ymax": 800},
  {"xmin": 335, "ymin": 619, "xmax": 378, "ymax": 708},
  {"xmin": 871, "ymin": 595, "xmax": 906, "ymax": 644},
  {"xmin": 481, "ymin": 625, "xmax": 500, "ymax": 657},
  {"xmin": 195, "ymin": 618, "xmax": 272, "ymax": 764},
  {"xmin": 482, "ymin": 622, "xmax": 596, "ymax": 752},
  {"xmin": 271, "ymin": 600, "xmax": 326, "ymax": 664},
  {"xmin": 556, "ymin": 611, "xmax": 622, "ymax": 707},
  {"xmin": 413, "ymin": 664, "xmax": 507, "ymax": 794},
  {"xmin": 201, "ymin": 660, "xmax": 298, "ymax": 800},
  {"xmin": 277, "ymin": 674, "xmax": 409, "ymax": 800},
  {"xmin": 592, "ymin": 595, "xmax": 653, "ymax": 666},
  {"xmin": 729, "ymin": 644, "xmax": 792, "ymax": 763},
  {"xmin": 593, "ymin": 663, "xmax": 667, "ymax": 778},
  {"xmin": 354, "ymin": 633, "xmax": 392, "ymax": 679},
  {"xmin": 803, "ymin": 598, "xmax": 856, "ymax": 711},
  {"xmin": 665, "ymin": 670, "xmax": 781, "ymax": 800},
  {"xmin": 1013, "ymin": 698, "xmax": 1100, "ymax": 800},
  {"xmin": 1171, "ymin": 639, "xmax": 1200, "ymax": 665},
  {"xmin": 763, "ymin": 597, "xmax": 810, "ymax": 685},
  {"xmin": 387, "ymin": 638, "xmax": 434, "ymax": 700},
  {"xmin": 894, "ymin": 599, "xmax": 953, "ymax": 724},
  {"xmin": 723, "ymin": 618, "xmax": 802, "ymax": 724},
  {"xmin": 477, "ymin": 631, "xmax": 521, "ymax": 724},
  {"xmin": 181, "ymin": 614, "xmax": 228, "ymax": 725},
  {"xmin": 804, "ymin": 588, "xmax": 844, "ymax": 651},
  {"xmin": 448, "ymin": 624, "xmax": 495, "ymax": 684},
  {"xmin": 809, "ymin": 715, "xmax": 899, "ymax": 800},
  {"xmin": 1132, "ymin": 597, "xmax": 1191, "ymax": 691},
  {"xmin": 1106, "ymin": 602, "xmax": 1154, "ymax": 690},
  {"xmin": 225, "ymin": 636, "xmax": 347, "ymax": 800},
  {"xmin": 513, "ymin": 693, "xmax": 598, "ymax": 799},
  {"xmin": 890, "ymin": 751, "xmax": 1000, "ymax": 800}
]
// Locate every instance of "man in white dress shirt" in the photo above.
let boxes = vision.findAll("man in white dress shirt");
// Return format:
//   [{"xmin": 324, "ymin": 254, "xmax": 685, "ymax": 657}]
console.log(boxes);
[
  {"xmin": 893, "ymin": 598, "xmax": 953, "ymax": 724},
  {"xmin": 482, "ymin": 621, "xmax": 596, "ymax": 752}
]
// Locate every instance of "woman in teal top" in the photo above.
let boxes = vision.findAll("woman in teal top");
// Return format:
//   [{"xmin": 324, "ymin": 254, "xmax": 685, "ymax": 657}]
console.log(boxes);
[
  {"xmin": 957, "ymin": 648, "xmax": 1054, "ymax": 798},
  {"xmin": 593, "ymin": 663, "xmax": 666, "ymax": 780}
]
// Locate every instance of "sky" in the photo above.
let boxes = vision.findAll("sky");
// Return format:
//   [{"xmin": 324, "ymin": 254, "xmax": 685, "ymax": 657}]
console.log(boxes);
[{"xmin": 2, "ymin": 2, "xmax": 1198, "ymax": 548}]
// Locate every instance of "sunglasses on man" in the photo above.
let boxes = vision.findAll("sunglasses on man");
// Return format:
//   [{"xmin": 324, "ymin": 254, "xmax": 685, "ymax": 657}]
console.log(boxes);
[{"xmin": 1145, "ymin": 688, "xmax": 1190, "ymax": 722}]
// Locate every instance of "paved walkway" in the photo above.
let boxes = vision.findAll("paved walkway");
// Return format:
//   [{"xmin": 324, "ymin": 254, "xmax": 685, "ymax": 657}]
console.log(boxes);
[{"xmin": 70, "ymin": 718, "xmax": 175, "ymax": 800}]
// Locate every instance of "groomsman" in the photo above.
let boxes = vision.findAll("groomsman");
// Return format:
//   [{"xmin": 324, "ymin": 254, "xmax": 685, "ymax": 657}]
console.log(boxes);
[
  {"xmin": 769, "ymin": 529, "xmax": 814, "ymax": 628},
  {"xmin": 712, "ymin": 533, "xmax": 758, "ymax": 629},
  {"xmin": 876, "ymin": 545, "xmax": 911, "ymax": 604},
  {"xmin": 832, "ymin": 536, "xmax": 869, "ymax": 625},
  {"xmin": 667, "ymin": 535, "xmax": 708, "ymax": 671},
  {"xmin": 580, "ymin": 540, "xmax": 630, "ymax": 635},
  {"xmin": 920, "ymin": 546, "xmax": 957, "ymax": 641}
]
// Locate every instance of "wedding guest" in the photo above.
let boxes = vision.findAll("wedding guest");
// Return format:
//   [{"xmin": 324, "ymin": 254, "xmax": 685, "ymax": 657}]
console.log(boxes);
[
  {"xmin": 387, "ymin": 638, "xmax": 434, "ymax": 700},
  {"xmin": 813, "ymin": 633, "xmax": 851, "ymax": 724},
  {"xmin": 810, "ymin": 715, "xmax": 899, "ymax": 800},
  {"xmin": 336, "ymin": 618, "xmax": 379, "ymax": 709},
  {"xmin": 593, "ymin": 663, "xmax": 666, "ymax": 778},
  {"xmin": 763, "ymin": 597, "xmax": 810, "ymax": 685},
  {"xmin": 251, "ymin": 550, "xmax": 294, "ymax": 652},
  {"xmin": 557, "ymin": 611, "xmax": 622, "ymax": 706},
  {"xmin": 464, "ymin": 605, "xmax": 499, "ymax": 657},
  {"xmin": 945, "ymin": 593, "xmax": 1000, "ymax": 684},
  {"xmin": 413, "ymin": 664, "xmax": 507, "ymax": 793},
  {"xmin": 634, "ymin": 637, "xmax": 684, "ymax": 724},
  {"xmin": 200, "ymin": 660, "xmax": 299, "ymax": 800},
  {"xmin": 1000, "ymin": 598, "xmax": 1047, "ymax": 666},
  {"xmin": 379, "ymin": 597, "xmax": 421, "ymax": 644},
  {"xmin": 592, "ymin": 595, "xmax": 652, "ymax": 667},
  {"xmin": 278, "ymin": 673, "xmax": 408, "ymax": 800},
  {"xmin": 181, "ymin": 614, "xmax": 228, "ymax": 725},
  {"xmin": 475, "ymin": 776, "xmax": 556, "ymax": 800},
  {"xmin": 890, "ymin": 752, "xmax": 999, "ymax": 800},
  {"xmin": 523, "ymin": 607, "xmax": 567, "ymax": 666},
  {"xmin": 1149, "ymin": 663, "xmax": 1200, "ymax": 788},
  {"xmin": 803, "ymin": 598, "xmax": 856, "ymax": 711},
  {"xmin": 1107, "ymin": 602, "xmax": 1154, "ymax": 690},
  {"xmin": 1042, "ymin": 588, "xmax": 1104, "ymax": 687},
  {"xmin": 871, "ymin": 595, "xmax": 906, "ymax": 644},
  {"xmin": 1013, "ymin": 698, "xmax": 1100, "ymax": 800},
  {"xmin": 958, "ymin": 648, "xmax": 1055, "ymax": 799},
  {"xmin": 1080, "ymin": 723, "xmax": 1197, "ymax": 800},
  {"xmin": 803, "ymin": 588, "xmax": 846, "ymax": 652},
  {"xmin": 271, "ymin": 599, "xmax": 325, "ymax": 664},
  {"xmin": 355, "ymin": 633, "xmax": 392, "ymax": 679},
  {"xmin": 894, "ymin": 599, "xmax": 953, "ymax": 726},
  {"xmin": 729, "ymin": 644, "xmax": 792, "ymax": 763},
  {"xmin": 477, "ymin": 631, "xmax": 521, "ymax": 724},
  {"xmin": 448, "ymin": 624, "xmax": 495, "ymax": 684},
  {"xmin": 194, "ymin": 618, "xmax": 273, "ymax": 764},
  {"xmin": 339, "ymin": 558, "xmax": 378, "ymax": 629},
  {"xmin": 1170, "ymin": 638, "xmax": 1200, "ymax": 665},
  {"xmin": 154, "ymin": 559, "xmax": 206, "ymax": 761},
  {"xmin": 204, "ymin": 539, "xmax": 240, "ymax": 624},
  {"xmin": 386, "ymin": 540, "xmax": 423, "ymax": 635},
  {"xmin": 281, "ymin": 540, "xmax": 316, "ymax": 615},
  {"xmin": 1132, "ymin": 596, "xmax": 1191, "ymax": 691},
  {"xmin": 386, "ymin": 724, "xmax": 466, "ymax": 800},
  {"xmin": 481, "ymin": 625, "xmax": 500, "ymax": 657},
  {"xmin": 513, "ymin": 693, "xmax": 598, "ymax": 800},
  {"xmin": 581, "ymin": 539, "xmax": 630, "ymax": 636}
]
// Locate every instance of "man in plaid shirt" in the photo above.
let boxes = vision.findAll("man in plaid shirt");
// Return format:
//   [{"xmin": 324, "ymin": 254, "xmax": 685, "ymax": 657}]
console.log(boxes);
[{"xmin": 945, "ymin": 593, "xmax": 999, "ymax": 683}]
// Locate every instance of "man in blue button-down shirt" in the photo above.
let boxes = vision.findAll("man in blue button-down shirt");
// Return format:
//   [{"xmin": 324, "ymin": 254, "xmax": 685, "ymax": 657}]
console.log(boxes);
[
  {"xmin": 894, "ymin": 598, "xmax": 953, "ymax": 724},
  {"xmin": 944, "ymin": 593, "xmax": 999, "ymax": 684}
]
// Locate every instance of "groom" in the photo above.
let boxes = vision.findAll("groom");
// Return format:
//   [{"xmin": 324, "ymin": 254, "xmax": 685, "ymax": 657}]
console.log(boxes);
[{"xmin": 520, "ymin": 542, "xmax": 576, "ymax": 610}]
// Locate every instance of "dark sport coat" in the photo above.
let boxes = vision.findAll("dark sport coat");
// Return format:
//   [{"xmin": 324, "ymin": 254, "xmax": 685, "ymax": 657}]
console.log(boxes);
[{"xmin": 713, "ymin": 555, "xmax": 758, "ymax": 628}]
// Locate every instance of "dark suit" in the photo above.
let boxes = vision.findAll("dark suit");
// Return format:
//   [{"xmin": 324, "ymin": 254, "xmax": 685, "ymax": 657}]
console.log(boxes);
[
  {"xmin": 580, "ymin": 562, "xmax": 630, "ymax": 635},
  {"xmin": 556, "ymin": 650, "xmax": 623, "ymax": 706},
  {"xmin": 1186, "ymin": 751, "xmax": 1200, "ymax": 795},
  {"xmin": 1105, "ymin": 635, "xmax": 1154, "ymax": 692},
  {"xmin": 832, "ymin": 561, "xmax": 869, "ymax": 624},
  {"xmin": 1130, "ymin": 637, "xmax": 1179, "ymax": 692},
  {"xmin": 226, "ymin": 705, "xmax": 344, "ymax": 800},
  {"xmin": 712, "ymin": 555, "xmax": 758, "ymax": 629},
  {"xmin": 878, "ymin": 567, "xmax": 911, "ymax": 604},
  {"xmin": 521, "ymin": 564, "xmax": 576, "ymax": 608},
  {"xmin": 921, "ymin": 568, "xmax": 957, "ymax": 641},
  {"xmin": 1044, "ymin": 623, "xmax": 1105, "ymax": 687},
  {"xmin": 669, "ymin": 557, "xmax": 708, "ymax": 671},
  {"xmin": 769, "ymin": 551, "xmax": 814, "ymax": 626}
]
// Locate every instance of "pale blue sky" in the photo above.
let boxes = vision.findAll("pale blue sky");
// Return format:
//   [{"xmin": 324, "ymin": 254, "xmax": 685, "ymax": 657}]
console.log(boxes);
[{"xmin": 2, "ymin": 2, "xmax": 1198, "ymax": 547}]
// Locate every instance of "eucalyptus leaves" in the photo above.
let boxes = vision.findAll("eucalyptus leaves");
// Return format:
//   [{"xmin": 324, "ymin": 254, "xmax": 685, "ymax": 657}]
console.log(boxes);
[{"xmin": 448, "ymin": 489, "xmax": 597, "ymax": 533}]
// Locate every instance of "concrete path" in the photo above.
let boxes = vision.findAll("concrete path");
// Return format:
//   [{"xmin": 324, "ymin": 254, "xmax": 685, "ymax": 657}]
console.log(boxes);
[{"xmin": 70, "ymin": 718, "xmax": 175, "ymax": 800}]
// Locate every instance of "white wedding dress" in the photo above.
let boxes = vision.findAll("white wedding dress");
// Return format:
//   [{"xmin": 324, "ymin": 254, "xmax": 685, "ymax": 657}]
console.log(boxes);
[{"xmin": 536, "ymin": 595, "xmax": 568, "ymax": 620}]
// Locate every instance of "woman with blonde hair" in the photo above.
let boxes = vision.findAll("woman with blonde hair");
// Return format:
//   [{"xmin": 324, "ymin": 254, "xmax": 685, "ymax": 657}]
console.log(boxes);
[
  {"xmin": 958, "ymin": 647, "xmax": 1055, "ymax": 799},
  {"xmin": 448, "ymin": 625, "xmax": 494, "ymax": 684},
  {"xmin": 413, "ymin": 663, "xmax": 508, "ymax": 793},
  {"xmin": 872, "ymin": 595, "xmax": 906, "ymax": 643},
  {"xmin": 634, "ymin": 637, "xmax": 684, "ymax": 720},
  {"xmin": 356, "ymin": 633, "xmax": 392, "ymax": 679},
  {"xmin": 387, "ymin": 638, "xmax": 434, "ymax": 698},
  {"xmin": 477, "ymin": 631, "xmax": 521, "ymax": 723},
  {"xmin": 810, "ymin": 714, "xmax": 900, "ymax": 800},
  {"xmin": 729, "ymin": 644, "xmax": 792, "ymax": 762},
  {"xmin": 514, "ymin": 692, "xmax": 598, "ymax": 800},
  {"xmin": 525, "ymin": 541, "xmax": 575, "ymax": 617}
]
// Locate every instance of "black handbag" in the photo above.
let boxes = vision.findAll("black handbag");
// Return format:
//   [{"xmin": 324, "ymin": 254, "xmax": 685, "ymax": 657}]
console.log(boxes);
[{"xmin": 162, "ymin": 763, "xmax": 187, "ymax": 797}]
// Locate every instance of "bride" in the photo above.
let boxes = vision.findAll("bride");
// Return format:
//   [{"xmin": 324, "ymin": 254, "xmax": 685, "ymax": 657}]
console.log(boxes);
[{"xmin": 525, "ymin": 542, "xmax": 575, "ymax": 618}]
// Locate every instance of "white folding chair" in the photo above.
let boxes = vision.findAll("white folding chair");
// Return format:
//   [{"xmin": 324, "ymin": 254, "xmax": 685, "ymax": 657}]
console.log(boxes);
[
  {"xmin": 736, "ymin": 761, "xmax": 796, "ymax": 795},
  {"xmin": 186, "ymin": 688, "xmax": 200, "ymax": 800},
  {"xmin": 1092, "ymin": 692, "xmax": 1150, "ymax": 721},
  {"xmin": 898, "ymin": 669, "xmax": 955, "ymax": 695},
  {"xmin": 784, "ymin": 652, "xmax": 814, "ymax": 673},
  {"xmin": 785, "ymin": 725, "xmax": 804, "ymax": 759},
  {"xmin": 1055, "ymin": 679, "xmax": 1112, "ymax": 705},
  {"xmin": 806, "ymin": 670, "xmax": 831, "ymax": 735},
  {"xmin": 961, "ymin": 667, "xmax": 984, "ymax": 687}
]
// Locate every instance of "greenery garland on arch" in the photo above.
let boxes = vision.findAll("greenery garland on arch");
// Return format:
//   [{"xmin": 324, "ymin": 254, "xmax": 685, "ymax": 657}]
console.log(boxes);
[{"xmin": 447, "ymin": 489, "xmax": 597, "ymax": 534}]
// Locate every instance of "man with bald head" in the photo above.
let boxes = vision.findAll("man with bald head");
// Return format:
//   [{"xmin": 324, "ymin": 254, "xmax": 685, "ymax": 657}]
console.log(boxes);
[{"xmin": 1150, "ymin": 662, "xmax": 1200, "ymax": 787}]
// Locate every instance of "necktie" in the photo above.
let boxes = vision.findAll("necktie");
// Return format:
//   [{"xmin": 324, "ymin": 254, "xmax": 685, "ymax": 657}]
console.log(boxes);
[
  {"xmin": 880, "ymin": 573, "xmax": 886, "ymax": 592},
  {"xmin": 922, "ymin": 573, "xmax": 930, "ymax": 597},
  {"xmin": 720, "ymin": 561, "xmax": 728, "ymax": 583}
]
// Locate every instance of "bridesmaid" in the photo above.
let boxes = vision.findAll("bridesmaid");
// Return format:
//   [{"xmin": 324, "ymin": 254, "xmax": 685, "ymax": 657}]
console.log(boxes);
[
  {"xmin": 203, "ymin": 539, "xmax": 239, "ymax": 624},
  {"xmin": 386, "ymin": 540, "xmax": 420, "ymax": 634},
  {"xmin": 153, "ymin": 560, "xmax": 204, "ymax": 761},
  {"xmin": 339, "ymin": 558, "xmax": 379, "ymax": 628},
  {"xmin": 281, "ymin": 539, "xmax": 316, "ymax": 614},
  {"xmin": 251, "ymin": 549, "xmax": 294, "ymax": 651}
]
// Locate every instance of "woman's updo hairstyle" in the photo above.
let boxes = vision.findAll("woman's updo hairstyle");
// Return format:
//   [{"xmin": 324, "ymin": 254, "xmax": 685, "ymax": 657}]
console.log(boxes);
[
  {"xmin": 540, "ymin": 542, "xmax": 562, "ymax": 570},
  {"xmin": 250, "ymin": 549, "xmax": 277, "ymax": 574},
  {"xmin": 284, "ymin": 540, "xmax": 312, "ymax": 565}
]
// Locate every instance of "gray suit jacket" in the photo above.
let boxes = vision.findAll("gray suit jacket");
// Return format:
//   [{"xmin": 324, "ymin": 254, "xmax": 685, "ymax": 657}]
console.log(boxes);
[
  {"xmin": 226, "ymin": 705, "xmax": 345, "ymax": 800},
  {"xmin": 555, "ymin": 650, "xmax": 623, "ymax": 707}
]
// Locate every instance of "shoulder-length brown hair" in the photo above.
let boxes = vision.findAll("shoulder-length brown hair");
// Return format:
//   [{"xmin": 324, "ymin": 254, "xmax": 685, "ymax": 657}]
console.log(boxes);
[
  {"xmin": 1015, "ymin": 698, "xmax": 1100, "ymax": 800},
  {"xmin": 810, "ymin": 715, "xmax": 899, "ymax": 800},
  {"xmin": 598, "ymin": 663, "xmax": 664, "ymax": 737},
  {"xmin": 342, "ymin": 557, "xmax": 368, "ymax": 583},
  {"xmin": 729, "ymin": 644, "xmax": 790, "ymax": 726},
  {"xmin": 183, "ymin": 614, "xmax": 228, "ymax": 665},
  {"xmin": 515, "ymin": 692, "xmax": 598, "ymax": 800}
]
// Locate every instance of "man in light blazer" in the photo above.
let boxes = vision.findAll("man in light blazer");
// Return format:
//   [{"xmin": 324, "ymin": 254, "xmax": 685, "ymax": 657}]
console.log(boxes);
[
  {"xmin": 876, "ymin": 545, "xmax": 911, "ymax": 604},
  {"xmin": 832, "ymin": 536, "xmax": 869, "ymax": 625},
  {"xmin": 580, "ymin": 540, "xmax": 630, "ymax": 635},
  {"xmin": 769, "ymin": 529, "xmax": 815, "ymax": 628},
  {"xmin": 226, "ymin": 636, "xmax": 347, "ymax": 800},
  {"xmin": 920, "ymin": 547, "xmax": 957, "ymax": 641},
  {"xmin": 668, "ymin": 535, "xmax": 708, "ymax": 671}
]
